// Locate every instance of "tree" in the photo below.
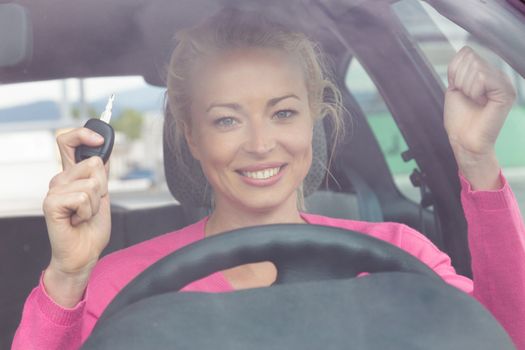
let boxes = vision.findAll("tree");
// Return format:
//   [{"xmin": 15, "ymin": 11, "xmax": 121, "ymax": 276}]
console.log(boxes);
[
  {"xmin": 71, "ymin": 105, "xmax": 98, "ymax": 120},
  {"xmin": 112, "ymin": 108, "xmax": 144, "ymax": 140}
]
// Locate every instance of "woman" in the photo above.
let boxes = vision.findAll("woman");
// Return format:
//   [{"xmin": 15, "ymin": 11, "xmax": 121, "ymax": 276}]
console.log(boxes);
[{"xmin": 13, "ymin": 9, "xmax": 525, "ymax": 349}]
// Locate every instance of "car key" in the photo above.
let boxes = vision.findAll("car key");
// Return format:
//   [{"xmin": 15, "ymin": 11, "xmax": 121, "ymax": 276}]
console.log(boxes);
[{"xmin": 75, "ymin": 94, "xmax": 115, "ymax": 164}]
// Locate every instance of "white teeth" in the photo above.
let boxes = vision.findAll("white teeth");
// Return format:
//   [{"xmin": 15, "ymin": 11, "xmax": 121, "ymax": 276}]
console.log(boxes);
[{"xmin": 242, "ymin": 167, "xmax": 281, "ymax": 180}]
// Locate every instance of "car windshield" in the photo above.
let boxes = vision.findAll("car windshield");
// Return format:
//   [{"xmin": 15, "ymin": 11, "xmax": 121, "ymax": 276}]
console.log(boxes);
[
  {"xmin": 1, "ymin": 1, "xmax": 525, "ymax": 349},
  {"xmin": 1, "ymin": 1, "xmax": 523, "ymax": 218},
  {"xmin": 0, "ymin": 77, "xmax": 168, "ymax": 216}
]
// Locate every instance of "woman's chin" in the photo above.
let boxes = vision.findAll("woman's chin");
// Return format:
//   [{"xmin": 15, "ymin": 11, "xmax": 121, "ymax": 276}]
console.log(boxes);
[{"xmin": 228, "ymin": 189, "xmax": 298, "ymax": 215}]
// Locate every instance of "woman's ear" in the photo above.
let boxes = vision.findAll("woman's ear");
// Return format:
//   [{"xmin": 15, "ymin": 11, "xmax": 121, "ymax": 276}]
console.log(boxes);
[{"xmin": 183, "ymin": 122, "xmax": 200, "ymax": 160}]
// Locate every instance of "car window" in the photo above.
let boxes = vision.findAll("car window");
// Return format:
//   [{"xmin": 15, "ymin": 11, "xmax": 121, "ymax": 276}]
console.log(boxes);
[
  {"xmin": 0, "ymin": 77, "xmax": 168, "ymax": 216},
  {"xmin": 345, "ymin": 58, "xmax": 421, "ymax": 203},
  {"xmin": 392, "ymin": 0, "xmax": 525, "ymax": 216}
]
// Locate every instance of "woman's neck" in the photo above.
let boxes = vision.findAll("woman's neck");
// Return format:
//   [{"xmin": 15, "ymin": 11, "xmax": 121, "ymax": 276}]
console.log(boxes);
[{"xmin": 205, "ymin": 197, "xmax": 305, "ymax": 237}]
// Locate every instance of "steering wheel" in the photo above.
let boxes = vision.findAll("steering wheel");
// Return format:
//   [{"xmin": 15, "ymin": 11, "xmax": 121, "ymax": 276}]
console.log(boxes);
[{"xmin": 82, "ymin": 224, "xmax": 513, "ymax": 350}]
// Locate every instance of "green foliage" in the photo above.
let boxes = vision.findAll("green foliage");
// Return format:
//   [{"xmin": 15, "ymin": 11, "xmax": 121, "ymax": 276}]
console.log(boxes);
[
  {"xmin": 494, "ymin": 105, "xmax": 525, "ymax": 167},
  {"xmin": 112, "ymin": 109, "xmax": 144, "ymax": 140},
  {"xmin": 368, "ymin": 105, "xmax": 525, "ymax": 175},
  {"xmin": 71, "ymin": 105, "xmax": 98, "ymax": 120}
]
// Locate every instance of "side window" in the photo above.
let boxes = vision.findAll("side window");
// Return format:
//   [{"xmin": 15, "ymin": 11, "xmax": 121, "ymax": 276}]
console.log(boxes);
[
  {"xmin": 345, "ymin": 59, "xmax": 421, "ymax": 203},
  {"xmin": 392, "ymin": 0, "xmax": 525, "ymax": 215},
  {"xmin": 0, "ymin": 77, "xmax": 167, "ymax": 216}
]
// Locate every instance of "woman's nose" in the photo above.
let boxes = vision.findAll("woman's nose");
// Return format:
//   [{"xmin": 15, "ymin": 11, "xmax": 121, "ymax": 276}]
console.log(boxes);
[{"xmin": 242, "ymin": 120, "xmax": 276, "ymax": 155}]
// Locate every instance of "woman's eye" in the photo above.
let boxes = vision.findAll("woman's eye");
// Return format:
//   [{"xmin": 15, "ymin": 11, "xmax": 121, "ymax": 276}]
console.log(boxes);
[
  {"xmin": 274, "ymin": 110, "xmax": 296, "ymax": 120},
  {"xmin": 214, "ymin": 117, "xmax": 238, "ymax": 128}
]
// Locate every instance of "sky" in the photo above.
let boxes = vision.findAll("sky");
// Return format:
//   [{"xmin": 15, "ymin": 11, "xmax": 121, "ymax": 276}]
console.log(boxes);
[{"xmin": 0, "ymin": 76, "xmax": 147, "ymax": 109}]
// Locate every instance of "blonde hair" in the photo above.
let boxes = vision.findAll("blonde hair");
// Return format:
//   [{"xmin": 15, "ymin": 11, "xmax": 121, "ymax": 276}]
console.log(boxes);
[{"xmin": 165, "ymin": 8, "xmax": 345, "ymax": 207}]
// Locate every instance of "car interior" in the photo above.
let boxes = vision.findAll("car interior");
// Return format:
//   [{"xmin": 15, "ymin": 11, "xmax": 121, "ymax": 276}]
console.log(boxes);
[{"xmin": 1, "ymin": 0, "xmax": 524, "ymax": 348}]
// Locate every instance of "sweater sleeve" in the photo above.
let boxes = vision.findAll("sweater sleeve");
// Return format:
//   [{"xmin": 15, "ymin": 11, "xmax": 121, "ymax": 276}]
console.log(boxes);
[
  {"xmin": 396, "ymin": 171, "xmax": 524, "ymax": 348},
  {"xmin": 459, "ymin": 172, "xmax": 525, "ymax": 349},
  {"xmin": 11, "ymin": 272, "xmax": 86, "ymax": 350}
]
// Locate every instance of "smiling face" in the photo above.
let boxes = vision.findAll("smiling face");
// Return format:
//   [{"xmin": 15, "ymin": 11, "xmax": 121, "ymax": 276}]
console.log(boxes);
[{"xmin": 185, "ymin": 47, "xmax": 314, "ymax": 217}]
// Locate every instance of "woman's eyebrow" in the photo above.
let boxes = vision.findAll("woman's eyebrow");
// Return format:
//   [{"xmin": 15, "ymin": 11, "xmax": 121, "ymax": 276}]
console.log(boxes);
[
  {"xmin": 267, "ymin": 94, "xmax": 300, "ymax": 107},
  {"xmin": 206, "ymin": 94, "xmax": 300, "ymax": 113},
  {"xmin": 206, "ymin": 102, "xmax": 242, "ymax": 113}
]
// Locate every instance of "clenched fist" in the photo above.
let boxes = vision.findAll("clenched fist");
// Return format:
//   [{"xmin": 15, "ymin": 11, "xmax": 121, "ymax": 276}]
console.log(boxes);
[
  {"xmin": 444, "ymin": 46, "xmax": 517, "ymax": 190},
  {"xmin": 42, "ymin": 128, "xmax": 112, "ymax": 307}
]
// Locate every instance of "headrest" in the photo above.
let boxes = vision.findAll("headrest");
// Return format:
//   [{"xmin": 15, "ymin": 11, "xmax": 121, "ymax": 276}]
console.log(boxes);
[{"xmin": 163, "ymin": 115, "xmax": 328, "ymax": 208}]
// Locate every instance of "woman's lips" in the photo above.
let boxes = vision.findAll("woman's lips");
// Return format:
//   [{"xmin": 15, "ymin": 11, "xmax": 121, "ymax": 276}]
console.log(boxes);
[
  {"xmin": 236, "ymin": 164, "xmax": 287, "ymax": 187},
  {"xmin": 237, "ymin": 162, "xmax": 286, "ymax": 172}
]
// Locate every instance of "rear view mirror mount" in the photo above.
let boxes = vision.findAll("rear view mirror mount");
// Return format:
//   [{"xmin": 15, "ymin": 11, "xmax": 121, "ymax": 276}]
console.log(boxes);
[{"xmin": 0, "ymin": 3, "xmax": 31, "ymax": 68}]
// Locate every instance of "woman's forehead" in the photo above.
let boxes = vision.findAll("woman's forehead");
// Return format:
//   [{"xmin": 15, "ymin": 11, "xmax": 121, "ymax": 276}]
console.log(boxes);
[{"xmin": 190, "ymin": 47, "xmax": 309, "ymax": 106}]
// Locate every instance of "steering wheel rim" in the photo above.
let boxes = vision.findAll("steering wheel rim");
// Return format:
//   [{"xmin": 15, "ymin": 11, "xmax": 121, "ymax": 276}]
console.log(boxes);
[{"xmin": 97, "ymin": 223, "xmax": 439, "ymax": 326}]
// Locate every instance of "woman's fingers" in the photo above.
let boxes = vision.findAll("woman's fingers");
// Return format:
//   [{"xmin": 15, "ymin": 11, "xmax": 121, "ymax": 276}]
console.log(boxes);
[
  {"xmin": 49, "ymin": 178, "xmax": 104, "ymax": 218},
  {"xmin": 56, "ymin": 127, "xmax": 105, "ymax": 171},
  {"xmin": 468, "ymin": 71, "xmax": 489, "ymax": 106},
  {"xmin": 448, "ymin": 46, "xmax": 516, "ymax": 107},
  {"xmin": 447, "ymin": 46, "xmax": 468, "ymax": 89},
  {"xmin": 453, "ymin": 50, "xmax": 473, "ymax": 90},
  {"xmin": 43, "ymin": 190, "xmax": 94, "ymax": 226},
  {"xmin": 50, "ymin": 156, "xmax": 108, "ymax": 196},
  {"xmin": 46, "ymin": 156, "xmax": 108, "ymax": 226},
  {"xmin": 70, "ymin": 192, "xmax": 94, "ymax": 226},
  {"xmin": 42, "ymin": 130, "xmax": 113, "ymax": 289}
]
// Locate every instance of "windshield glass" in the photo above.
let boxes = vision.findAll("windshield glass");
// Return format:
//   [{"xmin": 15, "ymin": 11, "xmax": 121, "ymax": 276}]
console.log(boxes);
[
  {"xmin": 0, "ymin": 77, "xmax": 167, "ymax": 216},
  {"xmin": 393, "ymin": 0, "xmax": 525, "ymax": 216}
]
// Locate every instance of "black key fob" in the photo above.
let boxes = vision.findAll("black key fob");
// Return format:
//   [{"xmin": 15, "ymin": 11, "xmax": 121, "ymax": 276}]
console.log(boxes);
[{"xmin": 75, "ymin": 118, "xmax": 114, "ymax": 164}]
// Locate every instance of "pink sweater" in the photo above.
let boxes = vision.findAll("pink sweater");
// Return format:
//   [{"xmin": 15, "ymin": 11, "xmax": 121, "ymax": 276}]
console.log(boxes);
[{"xmin": 12, "ymin": 174, "xmax": 525, "ymax": 349}]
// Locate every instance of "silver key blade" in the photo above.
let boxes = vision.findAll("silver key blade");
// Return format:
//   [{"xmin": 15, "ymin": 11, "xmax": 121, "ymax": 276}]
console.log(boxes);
[{"xmin": 100, "ymin": 94, "xmax": 115, "ymax": 124}]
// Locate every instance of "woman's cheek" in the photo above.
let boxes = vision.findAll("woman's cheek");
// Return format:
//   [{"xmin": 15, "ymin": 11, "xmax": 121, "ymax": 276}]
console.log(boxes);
[
  {"xmin": 199, "ymin": 131, "xmax": 240, "ymax": 166},
  {"xmin": 280, "ymin": 124, "xmax": 313, "ymax": 170},
  {"xmin": 289, "ymin": 121, "xmax": 313, "ymax": 154}
]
